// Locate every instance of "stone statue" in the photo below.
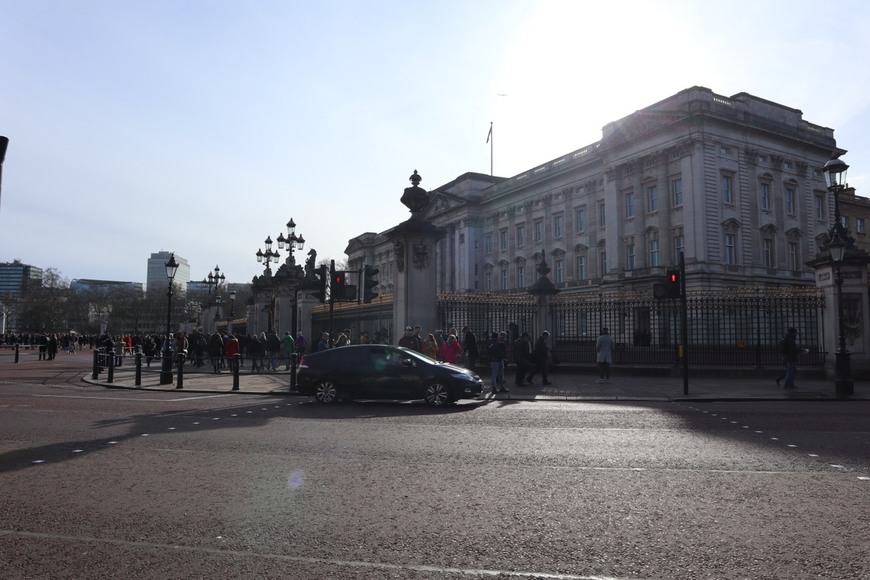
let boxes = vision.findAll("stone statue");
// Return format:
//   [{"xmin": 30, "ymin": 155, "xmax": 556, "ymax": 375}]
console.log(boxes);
[
  {"xmin": 400, "ymin": 170, "xmax": 429, "ymax": 214},
  {"xmin": 304, "ymin": 248, "xmax": 317, "ymax": 279}
]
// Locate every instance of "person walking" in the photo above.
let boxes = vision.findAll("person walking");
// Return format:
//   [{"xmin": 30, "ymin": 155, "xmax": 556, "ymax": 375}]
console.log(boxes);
[
  {"xmin": 280, "ymin": 331, "xmax": 295, "ymax": 370},
  {"xmin": 487, "ymin": 331, "xmax": 508, "ymax": 393},
  {"xmin": 527, "ymin": 330, "xmax": 553, "ymax": 385},
  {"xmin": 512, "ymin": 332, "xmax": 532, "ymax": 386},
  {"xmin": 595, "ymin": 327, "xmax": 615, "ymax": 383},
  {"xmin": 777, "ymin": 327, "xmax": 806, "ymax": 390}
]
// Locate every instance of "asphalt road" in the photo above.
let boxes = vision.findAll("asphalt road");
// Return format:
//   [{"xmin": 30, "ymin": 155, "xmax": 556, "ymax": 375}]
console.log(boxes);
[{"xmin": 1, "ymin": 359, "xmax": 869, "ymax": 579}]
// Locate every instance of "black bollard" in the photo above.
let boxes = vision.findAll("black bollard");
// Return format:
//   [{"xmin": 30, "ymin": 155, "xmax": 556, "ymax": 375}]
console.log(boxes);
[
  {"xmin": 92, "ymin": 349, "xmax": 100, "ymax": 380},
  {"xmin": 175, "ymin": 352, "xmax": 185, "ymax": 389},
  {"xmin": 290, "ymin": 352, "xmax": 298, "ymax": 391},
  {"xmin": 14, "ymin": 343, "xmax": 19, "ymax": 364},
  {"xmin": 107, "ymin": 351, "xmax": 115, "ymax": 383},
  {"xmin": 232, "ymin": 353, "xmax": 240, "ymax": 390},
  {"xmin": 135, "ymin": 350, "xmax": 142, "ymax": 387}
]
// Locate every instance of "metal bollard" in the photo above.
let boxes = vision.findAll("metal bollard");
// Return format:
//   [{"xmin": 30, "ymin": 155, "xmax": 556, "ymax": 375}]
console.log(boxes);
[
  {"xmin": 175, "ymin": 352, "xmax": 185, "ymax": 389},
  {"xmin": 232, "ymin": 353, "xmax": 240, "ymax": 390},
  {"xmin": 290, "ymin": 352, "xmax": 298, "ymax": 391},
  {"xmin": 135, "ymin": 350, "xmax": 142, "ymax": 386},
  {"xmin": 107, "ymin": 351, "xmax": 115, "ymax": 383},
  {"xmin": 92, "ymin": 349, "xmax": 100, "ymax": 380},
  {"xmin": 14, "ymin": 343, "xmax": 19, "ymax": 364}
]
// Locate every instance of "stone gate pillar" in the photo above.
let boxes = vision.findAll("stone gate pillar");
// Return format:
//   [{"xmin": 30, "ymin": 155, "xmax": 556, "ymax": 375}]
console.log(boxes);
[
  {"xmin": 385, "ymin": 171, "xmax": 444, "ymax": 339},
  {"xmin": 808, "ymin": 246, "xmax": 870, "ymax": 379},
  {"xmin": 528, "ymin": 251, "xmax": 560, "ymax": 341}
]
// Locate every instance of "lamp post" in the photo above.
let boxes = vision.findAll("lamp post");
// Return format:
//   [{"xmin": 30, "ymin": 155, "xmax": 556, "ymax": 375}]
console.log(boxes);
[
  {"xmin": 256, "ymin": 237, "xmax": 280, "ymax": 273},
  {"xmin": 159, "ymin": 253, "xmax": 179, "ymax": 385},
  {"xmin": 823, "ymin": 157, "xmax": 854, "ymax": 398},
  {"xmin": 277, "ymin": 218, "xmax": 306, "ymax": 266},
  {"xmin": 227, "ymin": 290, "xmax": 237, "ymax": 334},
  {"xmin": 254, "ymin": 218, "xmax": 307, "ymax": 336}
]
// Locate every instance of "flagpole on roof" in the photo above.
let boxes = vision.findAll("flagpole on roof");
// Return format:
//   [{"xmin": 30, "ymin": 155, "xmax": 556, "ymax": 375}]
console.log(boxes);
[{"xmin": 486, "ymin": 122, "xmax": 493, "ymax": 176}]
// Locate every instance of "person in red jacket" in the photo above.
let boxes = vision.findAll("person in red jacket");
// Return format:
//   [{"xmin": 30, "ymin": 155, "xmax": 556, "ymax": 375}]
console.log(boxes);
[
  {"xmin": 224, "ymin": 334, "xmax": 240, "ymax": 371},
  {"xmin": 438, "ymin": 333, "xmax": 462, "ymax": 364}
]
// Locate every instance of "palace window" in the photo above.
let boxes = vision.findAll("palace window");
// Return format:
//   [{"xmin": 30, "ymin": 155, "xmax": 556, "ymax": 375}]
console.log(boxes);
[
  {"xmin": 575, "ymin": 207, "xmax": 586, "ymax": 233},
  {"xmin": 646, "ymin": 185, "xmax": 658, "ymax": 212},
  {"xmin": 671, "ymin": 178, "xmax": 683, "ymax": 207}
]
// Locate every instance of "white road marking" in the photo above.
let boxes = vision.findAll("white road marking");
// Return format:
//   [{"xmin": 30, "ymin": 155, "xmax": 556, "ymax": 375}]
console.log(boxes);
[{"xmin": 0, "ymin": 529, "xmax": 637, "ymax": 580}]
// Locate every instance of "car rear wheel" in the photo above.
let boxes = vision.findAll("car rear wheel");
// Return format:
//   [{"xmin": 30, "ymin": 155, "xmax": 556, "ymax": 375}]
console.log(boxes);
[
  {"xmin": 424, "ymin": 382, "xmax": 452, "ymax": 406},
  {"xmin": 314, "ymin": 379, "xmax": 340, "ymax": 404}
]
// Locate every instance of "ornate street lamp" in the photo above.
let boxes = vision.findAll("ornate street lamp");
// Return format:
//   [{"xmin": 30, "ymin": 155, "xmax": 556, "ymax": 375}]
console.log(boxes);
[
  {"xmin": 159, "ymin": 253, "xmax": 179, "ymax": 385},
  {"xmin": 824, "ymin": 157, "xmax": 854, "ymax": 398},
  {"xmin": 277, "ymin": 218, "xmax": 306, "ymax": 265},
  {"xmin": 203, "ymin": 265, "xmax": 225, "ymax": 295},
  {"xmin": 256, "ymin": 236, "xmax": 280, "ymax": 273}
]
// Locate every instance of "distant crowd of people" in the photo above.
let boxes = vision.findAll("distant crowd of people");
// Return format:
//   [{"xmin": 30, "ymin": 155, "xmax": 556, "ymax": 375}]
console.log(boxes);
[{"xmin": 393, "ymin": 324, "xmax": 555, "ymax": 394}]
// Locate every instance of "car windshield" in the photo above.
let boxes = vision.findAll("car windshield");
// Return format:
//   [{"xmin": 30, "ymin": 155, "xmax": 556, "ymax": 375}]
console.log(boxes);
[{"xmin": 397, "ymin": 346, "xmax": 441, "ymax": 365}]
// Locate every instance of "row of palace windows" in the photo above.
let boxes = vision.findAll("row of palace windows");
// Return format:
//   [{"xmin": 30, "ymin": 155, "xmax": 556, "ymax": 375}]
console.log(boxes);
[
  {"xmin": 623, "ymin": 178, "xmax": 684, "ymax": 219},
  {"xmin": 479, "ymin": 231, "xmax": 806, "ymax": 291},
  {"xmin": 483, "ymin": 178, "xmax": 686, "ymax": 254}
]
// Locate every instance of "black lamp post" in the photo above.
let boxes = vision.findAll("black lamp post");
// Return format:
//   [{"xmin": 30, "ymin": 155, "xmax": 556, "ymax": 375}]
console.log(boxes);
[
  {"xmin": 227, "ymin": 290, "xmax": 237, "ymax": 334},
  {"xmin": 277, "ymin": 218, "xmax": 306, "ymax": 265},
  {"xmin": 159, "ymin": 253, "xmax": 179, "ymax": 385},
  {"xmin": 823, "ymin": 157, "xmax": 854, "ymax": 398},
  {"xmin": 256, "ymin": 237, "xmax": 280, "ymax": 273}
]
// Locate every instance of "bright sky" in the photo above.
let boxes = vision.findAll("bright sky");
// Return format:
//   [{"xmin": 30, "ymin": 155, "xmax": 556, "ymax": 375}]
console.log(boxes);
[{"xmin": 2, "ymin": 0, "xmax": 870, "ymax": 286}]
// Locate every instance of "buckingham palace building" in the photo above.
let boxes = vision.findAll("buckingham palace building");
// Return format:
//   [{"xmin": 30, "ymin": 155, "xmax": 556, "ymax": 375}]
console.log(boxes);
[{"xmin": 345, "ymin": 86, "xmax": 846, "ymax": 298}]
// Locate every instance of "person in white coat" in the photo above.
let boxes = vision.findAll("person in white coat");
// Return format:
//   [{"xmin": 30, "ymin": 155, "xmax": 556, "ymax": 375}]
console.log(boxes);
[{"xmin": 595, "ymin": 327, "xmax": 615, "ymax": 383}]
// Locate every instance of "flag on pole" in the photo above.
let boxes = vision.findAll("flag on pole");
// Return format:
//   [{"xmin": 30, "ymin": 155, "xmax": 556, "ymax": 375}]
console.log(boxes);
[{"xmin": 486, "ymin": 122, "xmax": 492, "ymax": 144}]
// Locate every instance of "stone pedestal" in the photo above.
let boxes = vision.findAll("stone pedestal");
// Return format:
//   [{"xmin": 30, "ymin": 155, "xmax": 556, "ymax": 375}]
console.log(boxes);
[
  {"xmin": 808, "ymin": 249, "xmax": 870, "ymax": 377},
  {"xmin": 386, "ymin": 217, "xmax": 444, "ymax": 338}
]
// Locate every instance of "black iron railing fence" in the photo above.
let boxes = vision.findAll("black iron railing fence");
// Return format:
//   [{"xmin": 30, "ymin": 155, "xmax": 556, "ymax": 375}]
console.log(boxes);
[{"xmin": 310, "ymin": 288, "xmax": 826, "ymax": 368}]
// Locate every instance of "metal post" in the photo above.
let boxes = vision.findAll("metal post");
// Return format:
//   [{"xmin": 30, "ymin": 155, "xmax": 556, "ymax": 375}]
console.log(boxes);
[
  {"xmin": 834, "ymin": 266, "xmax": 854, "ymax": 398},
  {"xmin": 14, "ymin": 343, "xmax": 19, "ymax": 363},
  {"xmin": 92, "ymin": 349, "xmax": 100, "ymax": 379},
  {"xmin": 176, "ymin": 352, "xmax": 185, "ymax": 389},
  {"xmin": 680, "ymin": 252, "xmax": 689, "ymax": 396},
  {"xmin": 107, "ymin": 351, "xmax": 115, "ymax": 383},
  {"xmin": 232, "ymin": 353, "xmax": 240, "ymax": 390},
  {"xmin": 135, "ymin": 349, "xmax": 142, "ymax": 386}
]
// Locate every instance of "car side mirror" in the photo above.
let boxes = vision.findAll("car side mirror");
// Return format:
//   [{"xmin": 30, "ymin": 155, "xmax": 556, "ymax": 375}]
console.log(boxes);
[{"xmin": 402, "ymin": 358, "xmax": 415, "ymax": 367}]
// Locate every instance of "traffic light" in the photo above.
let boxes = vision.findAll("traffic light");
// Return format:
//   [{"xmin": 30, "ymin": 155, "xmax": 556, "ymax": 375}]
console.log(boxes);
[
  {"xmin": 312, "ymin": 265, "xmax": 327, "ymax": 303},
  {"xmin": 332, "ymin": 271, "xmax": 347, "ymax": 298},
  {"xmin": 362, "ymin": 264, "xmax": 379, "ymax": 303},
  {"xmin": 666, "ymin": 268, "xmax": 681, "ymax": 299}
]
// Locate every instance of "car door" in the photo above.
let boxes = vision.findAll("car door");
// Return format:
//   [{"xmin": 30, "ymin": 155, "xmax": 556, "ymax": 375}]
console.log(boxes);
[{"xmin": 367, "ymin": 346, "xmax": 421, "ymax": 399}]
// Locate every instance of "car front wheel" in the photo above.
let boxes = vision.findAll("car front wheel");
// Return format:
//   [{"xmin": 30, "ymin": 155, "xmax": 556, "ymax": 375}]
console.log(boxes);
[
  {"xmin": 314, "ymin": 379, "xmax": 340, "ymax": 404},
  {"xmin": 424, "ymin": 382, "xmax": 452, "ymax": 406}
]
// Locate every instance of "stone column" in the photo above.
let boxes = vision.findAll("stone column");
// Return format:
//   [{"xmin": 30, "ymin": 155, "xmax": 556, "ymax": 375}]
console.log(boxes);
[
  {"xmin": 808, "ymin": 248, "xmax": 870, "ymax": 377},
  {"xmin": 385, "ymin": 171, "xmax": 444, "ymax": 339}
]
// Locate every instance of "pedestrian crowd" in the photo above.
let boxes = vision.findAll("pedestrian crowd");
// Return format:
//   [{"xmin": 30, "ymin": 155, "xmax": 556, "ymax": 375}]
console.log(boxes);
[{"xmin": 394, "ymin": 324, "xmax": 555, "ymax": 394}]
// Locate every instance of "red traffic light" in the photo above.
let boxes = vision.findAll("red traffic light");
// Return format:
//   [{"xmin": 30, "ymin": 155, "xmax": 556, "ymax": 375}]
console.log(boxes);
[
  {"xmin": 333, "ymin": 274, "xmax": 344, "ymax": 285},
  {"xmin": 669, "ymin": 272, "xmax": 678, "ymax": 283}
]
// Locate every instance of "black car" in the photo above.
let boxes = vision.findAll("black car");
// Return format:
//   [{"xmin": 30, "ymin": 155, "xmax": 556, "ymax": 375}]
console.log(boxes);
[{"xmin": 296, "ymin": 344, "xmax": 484, "ymax": 406}]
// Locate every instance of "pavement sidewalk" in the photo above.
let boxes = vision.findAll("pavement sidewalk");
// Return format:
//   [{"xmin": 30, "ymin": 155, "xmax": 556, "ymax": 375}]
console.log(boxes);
[{"xmin": 84, "ymin": 363, "xmax": 868, "ymax": 402}]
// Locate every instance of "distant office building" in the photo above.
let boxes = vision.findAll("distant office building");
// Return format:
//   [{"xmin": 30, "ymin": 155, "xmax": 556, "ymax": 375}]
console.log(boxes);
[
  {"xmin": 146, "ymin": 251, "xmax": 190, "ymax": 294},
  {"xmin": 0, "ymin": 259, "xmax": 43, "ymax": 299},
  {"xmin": 70, "ymin": 279, "xmax": 144, "ymax": 294},
  {"xmin": 0, "ymin": 259, "xmax": 43, "ymax": 333}
]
